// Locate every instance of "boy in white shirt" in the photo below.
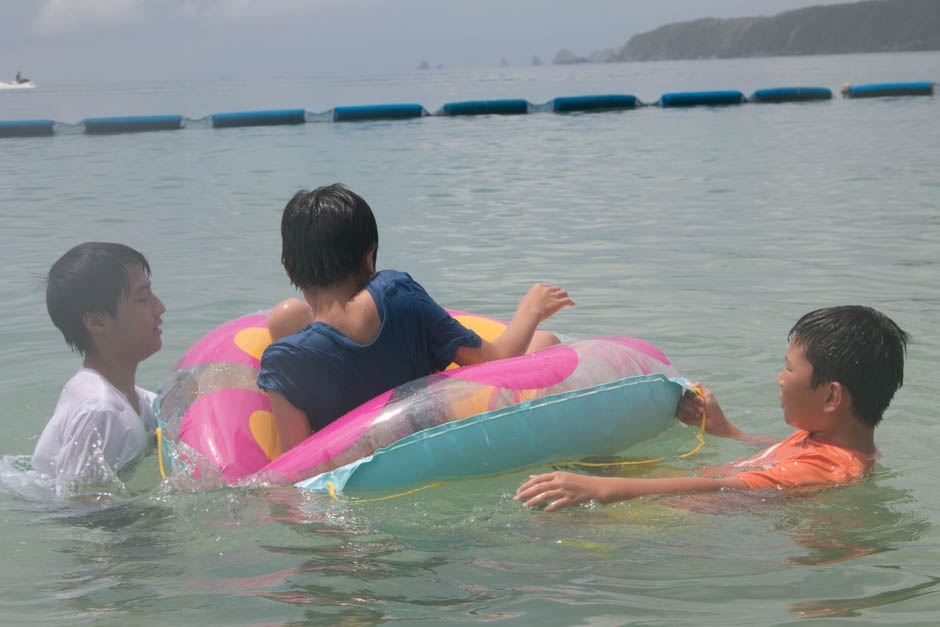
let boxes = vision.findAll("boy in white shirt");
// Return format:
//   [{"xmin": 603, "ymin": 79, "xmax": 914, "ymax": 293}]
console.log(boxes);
[{"xmin": 32, "ymin": 242, "xmax": 165, "ymax": 496}]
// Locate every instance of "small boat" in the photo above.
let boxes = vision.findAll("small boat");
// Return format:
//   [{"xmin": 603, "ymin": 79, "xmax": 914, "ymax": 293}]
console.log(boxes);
[
  {"xmin": 0, "ymin": 81, "xmax": 35, "ymax": 89},
  {"xmin": 1, "ymin": 72, "xmax": 36, "ymax": 89}
]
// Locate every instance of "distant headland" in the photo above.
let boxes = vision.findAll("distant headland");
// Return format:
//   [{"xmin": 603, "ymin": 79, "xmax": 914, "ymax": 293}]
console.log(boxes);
[{"xmin": 554, "ymin": 0, "xmax": 940, "ymax": 64}]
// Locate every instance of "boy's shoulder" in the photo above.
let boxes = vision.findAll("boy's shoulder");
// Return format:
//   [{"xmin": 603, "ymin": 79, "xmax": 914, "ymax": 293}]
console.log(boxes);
[
  {"xmin": 370, "ymin": 269, "xmax": 436, "ymax": 299},
  {"xmin": 58, "ymin": 369, "xmax": 124, "ymax": 412},
  {"xmin": 733, "ymin": 430, "xmax": 876, "ymax": 490},
  {"xmin": 369, "ymin": 269, "xmax": 414, "ymax": 289},
  {"xmin": 366, "ymin": 270, "xmax": 430, "ymax": 309},
  {"xmin": 737, "ymin": 430, "xmax": 875, "ymax": 464},
  {"xmin": 51, "ymin": 369, "xmax": 153, "ymax": 433},
  {"xmin": 33, "ymin": 370, "xmax": 156, "ymax": 486},
  {"xmin": 33, "ymin": 370, "xmax": 127, "ymax": 474}
]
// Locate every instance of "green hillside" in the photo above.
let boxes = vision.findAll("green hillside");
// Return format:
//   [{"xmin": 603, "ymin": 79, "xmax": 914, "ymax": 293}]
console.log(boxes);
[{"xmin": 613, "ymin": 0, "xmax": 940, "ymax": 61}]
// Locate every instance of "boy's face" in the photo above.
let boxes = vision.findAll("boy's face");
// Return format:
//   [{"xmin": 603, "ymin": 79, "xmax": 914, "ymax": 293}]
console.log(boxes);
[
  {"xmin": 777, "ymin": 340, "xmax": 832, "ymax": 432},
  {"xmin": 108, "ymin": 264, "xmax": 165, "ymax": 361}
]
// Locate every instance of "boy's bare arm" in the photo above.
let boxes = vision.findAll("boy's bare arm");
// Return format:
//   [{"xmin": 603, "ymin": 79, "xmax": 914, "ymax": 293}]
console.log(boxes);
[
  {"xmin": 514, "ymin": 383, "xmax": 780, "ymax": 512},
  {"xmin": 676, "ymin": 383, "xmax": 779, "ymax": 448},
  {"xmin": 454, "ymin": 283, "xmax": 574, "ymax": 365},
  {"xmin": 515, "ymin": 471, "xmax": 748, "ymax": 512},
  {"xmin": 267, "ymin": 390, "xmax": 313, "ymax": 458}
]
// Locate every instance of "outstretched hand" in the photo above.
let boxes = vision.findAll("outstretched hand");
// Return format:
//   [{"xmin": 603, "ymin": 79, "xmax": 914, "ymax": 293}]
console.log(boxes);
[
  {"xmin": 518, "ymin": 283, "xmax": 575, "ymax": 323},
  {"xmin": 515, "ymin": 471, "xmax": 605, "ymax": 512}
]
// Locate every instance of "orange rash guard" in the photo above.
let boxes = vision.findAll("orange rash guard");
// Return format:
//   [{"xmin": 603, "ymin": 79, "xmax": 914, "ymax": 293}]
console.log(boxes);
[{"xmin": 730, "ymin": 430, "xmax": 878, "ymax": 490}]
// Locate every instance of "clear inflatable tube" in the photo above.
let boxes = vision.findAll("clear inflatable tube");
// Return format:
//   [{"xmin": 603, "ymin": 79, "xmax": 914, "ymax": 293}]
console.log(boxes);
[{"xmin": 156, "ymin": 311, "xmax": 690, "ymax": 491}]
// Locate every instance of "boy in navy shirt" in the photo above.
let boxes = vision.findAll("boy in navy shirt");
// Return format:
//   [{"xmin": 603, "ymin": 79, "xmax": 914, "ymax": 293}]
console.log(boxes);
[{"xmin": 258, "ymin": 184, "xmax": 573, "ymax": 456}]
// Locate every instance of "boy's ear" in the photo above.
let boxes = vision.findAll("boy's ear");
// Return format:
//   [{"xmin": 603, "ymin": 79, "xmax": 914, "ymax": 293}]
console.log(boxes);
[
  {"xmin": 361, "ymin": 246, "xmax": 377, "ymax": 275},
  {"xmin": 83, "ymin": 311, "xmax": 109, "ymax": 336},
  {"xmin": 823, "ymin": 381, "xmax": 847, "ymax": 412}
]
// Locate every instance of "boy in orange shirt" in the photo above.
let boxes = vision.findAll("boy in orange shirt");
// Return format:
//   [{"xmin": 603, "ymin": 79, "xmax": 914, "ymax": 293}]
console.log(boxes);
[{"xmin": 516, "ymin": 306, "xmax": 909, "ymax": 512}]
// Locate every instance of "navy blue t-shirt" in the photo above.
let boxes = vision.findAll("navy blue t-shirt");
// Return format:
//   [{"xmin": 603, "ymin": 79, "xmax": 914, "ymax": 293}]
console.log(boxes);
[{"xmin": 257, "ymin": 270, "xmax": 482, "ymax": 432}]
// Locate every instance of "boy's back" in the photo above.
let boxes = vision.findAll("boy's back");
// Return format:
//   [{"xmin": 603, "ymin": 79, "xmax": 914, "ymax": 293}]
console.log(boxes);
[{"xmin": 259, "ymin": 269, "xmax": 480, "ymax": 432}]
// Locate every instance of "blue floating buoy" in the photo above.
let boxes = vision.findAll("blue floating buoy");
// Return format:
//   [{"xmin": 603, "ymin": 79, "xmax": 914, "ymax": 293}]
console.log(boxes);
[
  {"xmin": 440, "ymin": 99, "xmax": 529, "ymax": 116},
  {"xmin": 332, "ymin": 104, "xmax": 425, "ymax": 122},
  {"xmin": 211, "ymin": 109, "xmax": 306, "ymax": 128},
  {"xmin": 750, "ymin": 87, "xmax": 832, "ymax": 103},
  {"xmin": 842, "ymin": 82, "xmax": 934, "ymax": 98},
  {"xmin": 551, "ymin": 94, "xmax": 639, "ymax": 112},
  {"xmin": 659, "ymin": 91, "xmax": 745, "ymax": 108},
  {"xmin": 0, "ymin": 119, "xmax": 55, "ymax": 138},
  {"xmin": 83, "ymin": 115, "xmax": 183, "ymax": 134}
]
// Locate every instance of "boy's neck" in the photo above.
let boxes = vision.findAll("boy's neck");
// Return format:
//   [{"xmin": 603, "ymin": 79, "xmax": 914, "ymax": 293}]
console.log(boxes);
[
  {"xmin": 83, "ymin": 350, "xmax": 139, "ymax": 412},
  {"xmin": 302, "ymin": 273, "xmax": 381, "ymax": 345},
  {"xmin": 810, "ymin": 415, "xmax": 876, "ymax": 456},
  {"xmin": 305, "ymin": 273, "xmax": 374, "ymax": 318}
]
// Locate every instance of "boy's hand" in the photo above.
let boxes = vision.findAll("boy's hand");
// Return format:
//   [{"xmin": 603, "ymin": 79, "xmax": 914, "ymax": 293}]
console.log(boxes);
[
  {"xmin": 676, "ymin": 382, "xmax": 742, "ymax": 439},
  {"xmin": 676, "ymin": 382, "xmax": 708, "ymax": 426},
  {"xmin": 518, "ymin": 283, "xmax": 575, "ymax": 323},
  {"xmin": 515, "ymin": 471, "xmax": 602, "ymax": 511}
]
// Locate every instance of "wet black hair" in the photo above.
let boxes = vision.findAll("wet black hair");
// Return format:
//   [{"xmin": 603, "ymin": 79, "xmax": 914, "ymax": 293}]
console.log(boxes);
[
  {"xmin": 46, "ymin": 242, "xmax": 151, "ymax": 355},
  {"xmin": 789, "ymin": 306, "xmax": 910, "ymax": 428},
  {"xmin": 280, "ymin": 183, "xmax": 379, "ymax": 290}
]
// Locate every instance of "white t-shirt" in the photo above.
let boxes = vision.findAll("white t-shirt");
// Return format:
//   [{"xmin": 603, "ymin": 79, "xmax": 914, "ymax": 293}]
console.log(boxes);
[{"xmin": 32, "ymin": 368, "xmax": 157, "ymax": 495}]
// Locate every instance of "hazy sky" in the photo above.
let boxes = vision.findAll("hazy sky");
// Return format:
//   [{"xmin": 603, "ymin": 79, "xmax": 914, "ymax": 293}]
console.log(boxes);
[{"xmin": 2, "ymin": 0, "xmax": 853, "ymax": 82}]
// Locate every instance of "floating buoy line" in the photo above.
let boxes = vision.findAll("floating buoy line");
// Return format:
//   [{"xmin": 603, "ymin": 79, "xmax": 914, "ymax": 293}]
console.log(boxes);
[{"xmin": 0, "ymin": 81, "xmax": 933, "ymax": 139}]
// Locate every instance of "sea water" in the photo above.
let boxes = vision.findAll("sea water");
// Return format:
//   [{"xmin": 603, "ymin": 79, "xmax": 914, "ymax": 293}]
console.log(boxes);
[{"xmin": 1, "ymin": 52, "xmax": 938, "ymax": 624}]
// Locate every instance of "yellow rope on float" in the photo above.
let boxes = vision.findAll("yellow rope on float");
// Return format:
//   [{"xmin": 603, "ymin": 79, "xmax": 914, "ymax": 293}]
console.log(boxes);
[
  {"xmin": 326, "ymin": 480, "xmax": 444, "ymax": 503},
  {"xmin": 155, "ymin": 426, "xmax": 167, "ymax": 480},
  {"xmin": 564, "ymin": 386, "xmax": 707, "ymax": 468}
]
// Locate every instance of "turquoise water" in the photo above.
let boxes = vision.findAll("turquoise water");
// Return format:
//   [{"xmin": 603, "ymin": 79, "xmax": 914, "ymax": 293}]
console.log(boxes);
[{"xmin": 2, "ymin": 53, "xmax": 939, "ymax": 624}]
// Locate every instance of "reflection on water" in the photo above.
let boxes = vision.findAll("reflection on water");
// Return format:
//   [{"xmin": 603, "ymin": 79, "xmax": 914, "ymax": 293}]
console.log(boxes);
[
  {"xmin": 34, "ymin": 501, "xmax": 181, "ymax": 618},
  {"xmin": 792, "ymin": 575, "xmax": 940, "ymax": 619},
  {"xmin": 782, "ymin": 484, "xmax": 932, "ymax": 567}
]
